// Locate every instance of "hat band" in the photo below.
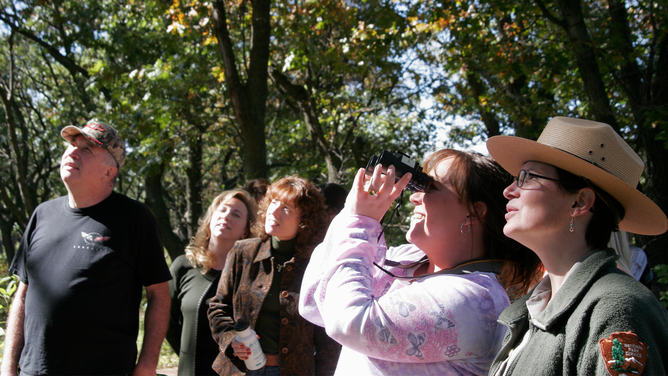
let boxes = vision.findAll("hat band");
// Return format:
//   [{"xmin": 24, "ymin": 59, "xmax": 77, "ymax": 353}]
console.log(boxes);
[
  {"xmin": 552, "ymin": 146, "xmax": 608, "ymax": 174},
  {"xmin": 549, "ymin": 146, "xmax": 624, "ymax": 228}
]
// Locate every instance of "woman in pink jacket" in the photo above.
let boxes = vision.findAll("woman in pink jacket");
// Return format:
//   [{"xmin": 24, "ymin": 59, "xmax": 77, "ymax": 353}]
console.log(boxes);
[{"xmin": 300, "ymin": 149, "xmax": 542, "ymax": 375}]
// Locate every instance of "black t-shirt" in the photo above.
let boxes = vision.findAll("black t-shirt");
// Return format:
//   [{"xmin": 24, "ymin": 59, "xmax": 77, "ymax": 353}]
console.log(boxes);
[{"xmin": 10, "ymin": 192, "xmax": 171, "ymax": 375}]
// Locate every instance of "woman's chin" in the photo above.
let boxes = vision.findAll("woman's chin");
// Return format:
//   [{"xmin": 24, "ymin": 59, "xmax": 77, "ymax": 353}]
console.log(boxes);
[
  {"xmin": 502, "ymin": 224, "xmax": 517, "ymax": 239},
  {"xmin": 265, "ymin": 224, "xmax": 277, "ymax": 235},
  {"xmin": 406, "ymin": 227, "xmax": 422, "ymax": 246}
]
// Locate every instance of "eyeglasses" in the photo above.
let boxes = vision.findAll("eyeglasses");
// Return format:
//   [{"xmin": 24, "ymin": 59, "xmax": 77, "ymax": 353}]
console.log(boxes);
[{"xmin": 514, "ymin": 169, "xmax": 572, "ymax": 189}]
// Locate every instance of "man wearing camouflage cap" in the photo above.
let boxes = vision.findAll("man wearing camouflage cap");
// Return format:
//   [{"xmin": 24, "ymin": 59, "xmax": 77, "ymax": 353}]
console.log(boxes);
[{"xmin": 2, "ymin": 120, "xmax": 172, "ymax": 376}]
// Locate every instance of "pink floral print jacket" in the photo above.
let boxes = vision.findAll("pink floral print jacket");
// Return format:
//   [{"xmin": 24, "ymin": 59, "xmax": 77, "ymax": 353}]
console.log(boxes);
[{"xmin": 299, "ymin": 214, "xmax": 511, "ymax": 375}]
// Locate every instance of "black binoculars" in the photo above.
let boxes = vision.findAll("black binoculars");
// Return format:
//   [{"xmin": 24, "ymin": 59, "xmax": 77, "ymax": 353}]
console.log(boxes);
[{"xmin": 365, "ymin": 151, "xmax": 431, "ymax": 193}]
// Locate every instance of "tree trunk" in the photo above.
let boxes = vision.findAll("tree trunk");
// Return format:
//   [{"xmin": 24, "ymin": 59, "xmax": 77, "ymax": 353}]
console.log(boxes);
[
  {"xmin": 604, "ymin": 0, "xmax": 668, "ymax": 265},
  {"xmin": 186, "ymin": 132, "xmax": 204, "ymax": 240},
  {"xmin": 0, "ymin": 212, "xmax": 17, "ymax": 261},
  {"xmin": 1, "ymin": 80, "xmax": 36, "ymax": 219},
  {"xmin": 536, "ymin": 0, "xmax": 668, "ymax": 265},
  {"xmin": 637, "ymin": 133, "xmax": 668, "ymax": 266},
  {"xmin": 543, "ymin": 0, "xmax": 619, "ymax": 128},
  {"xmin": 144, "ymin": 162, "xmax": 187, "ymax": 261},
  {"xmin": 269, "ymin": 67, "xmax": 342, "ymax": 182},
  {"xmin": 465, "ymin": 71, "xmax": 500, "ymax": 137},
  {"xmin": 211, "ymin": 0, "xmax": 271, "ymax": 179}
]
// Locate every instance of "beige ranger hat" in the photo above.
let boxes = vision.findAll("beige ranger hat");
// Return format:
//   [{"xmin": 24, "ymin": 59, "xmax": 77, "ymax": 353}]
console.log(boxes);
[
  {"xmin": 61, "ymin": 119, "xmax": 126, "ymax": 168},
  {"xmin": 486, "ymin": 116, "xmax": 668, "ymax": 236}
]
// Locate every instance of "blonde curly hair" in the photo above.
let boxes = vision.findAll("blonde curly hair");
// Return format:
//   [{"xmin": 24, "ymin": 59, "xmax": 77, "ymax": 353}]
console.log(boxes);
[{"xmin": 185, "ymin": 189, "xmax": 258, "ymax": 273}]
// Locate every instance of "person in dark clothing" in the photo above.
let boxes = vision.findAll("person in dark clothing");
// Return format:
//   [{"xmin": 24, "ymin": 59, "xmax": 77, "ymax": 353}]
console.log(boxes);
[
  {"xmin": 208, "ymin": 175, "xmax": 341, "ymax": 376},
  {"xmin": 318, "ymin": 182, "xmax": 348, "ymax": 222},
  {"xmin": 167, "ymin": 189, "xmax": 258, "ymax": 376},
  {"xmin": 486, "ymin": 117, "xmax": 668, "ymax": 375},
  {"xmin": 2, "ymin": 119, "xmax": 171, "ymax": 376}
]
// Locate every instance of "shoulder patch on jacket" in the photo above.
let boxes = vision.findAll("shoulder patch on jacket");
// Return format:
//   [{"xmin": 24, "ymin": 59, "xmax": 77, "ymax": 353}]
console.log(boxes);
[{"xmin": 599, "ymin": 331, "xmax": 647, "ymax": 376}]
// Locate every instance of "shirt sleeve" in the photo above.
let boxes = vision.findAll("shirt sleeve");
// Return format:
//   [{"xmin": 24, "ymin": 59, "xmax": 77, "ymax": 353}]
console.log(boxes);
[{"xmin": 300, "ymin": 213, "xmax": 509, "ymax": 364}]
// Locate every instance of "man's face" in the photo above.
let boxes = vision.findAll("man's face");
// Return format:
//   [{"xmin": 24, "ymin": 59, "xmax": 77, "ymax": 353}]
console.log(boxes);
[{"xmin": 60, "ymin": 134, "xmax": 114, "ymax": 189}]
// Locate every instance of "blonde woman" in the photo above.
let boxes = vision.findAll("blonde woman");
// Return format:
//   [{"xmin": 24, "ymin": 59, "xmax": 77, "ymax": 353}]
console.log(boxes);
[{"xmin": 167, "ymin": 190, "xmax": 257, "ymax": 376}]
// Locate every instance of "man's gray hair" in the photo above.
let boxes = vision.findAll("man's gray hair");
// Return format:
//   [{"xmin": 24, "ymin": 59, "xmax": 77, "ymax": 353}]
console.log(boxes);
[{"xmin": 103, "ymin": 151, "xmax": 119, "ymax": 188}]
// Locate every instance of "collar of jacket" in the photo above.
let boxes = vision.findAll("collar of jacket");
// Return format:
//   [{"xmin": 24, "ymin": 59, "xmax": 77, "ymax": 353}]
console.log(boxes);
[
  {"xmin": 252, "ymin": 238, "xmax": 274, "ymax": 263},
  {"xmin": 499, "ymin": 248, "xmax": 620, "ymax": 332},
  {"xmin": 251, "ymin": 238, "xmax": 310, "ymax": 269}
]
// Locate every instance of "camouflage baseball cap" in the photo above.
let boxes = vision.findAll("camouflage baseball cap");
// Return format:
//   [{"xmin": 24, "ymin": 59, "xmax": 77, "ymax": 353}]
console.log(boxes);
[{"xmin": 61, "ymin": 119, "xmax": 126, "ymax": 168}]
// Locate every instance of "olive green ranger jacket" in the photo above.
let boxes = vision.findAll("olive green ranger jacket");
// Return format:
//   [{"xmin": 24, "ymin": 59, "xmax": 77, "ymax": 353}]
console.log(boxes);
[{"xmin": 490, "ymin": 249, "xmax": 668, "ymax": 376}]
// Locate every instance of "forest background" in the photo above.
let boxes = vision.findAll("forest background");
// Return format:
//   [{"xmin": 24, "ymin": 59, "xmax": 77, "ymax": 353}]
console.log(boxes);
[{"xmin": 1, "ymin": 0, "xmax": 668, "ymax": 364}]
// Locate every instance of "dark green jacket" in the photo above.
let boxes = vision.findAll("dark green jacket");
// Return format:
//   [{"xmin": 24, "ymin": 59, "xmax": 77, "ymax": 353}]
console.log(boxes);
[
  {"xmin": 490, "ymin": 249, "xmax": 668, "ymax": 376},
  {"xmin": 167, "ymin": 255, "xmax": 221, "ymax": 376}
]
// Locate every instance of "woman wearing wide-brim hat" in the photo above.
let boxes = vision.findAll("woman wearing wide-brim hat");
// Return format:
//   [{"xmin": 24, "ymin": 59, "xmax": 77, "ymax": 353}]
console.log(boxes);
[{"xmin": 486, "ymin": 117, "xmax": 668, "ymax": 376}]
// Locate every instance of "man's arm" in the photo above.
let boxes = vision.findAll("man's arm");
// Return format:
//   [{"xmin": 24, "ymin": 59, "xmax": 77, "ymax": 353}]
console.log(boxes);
[
  {"xmin": 1, "ymin": 281, "xmax": 28, "ymax": 376},
  {"xmin": 133, "ymin": 281, "xmax": 170, "ymax": 376}
]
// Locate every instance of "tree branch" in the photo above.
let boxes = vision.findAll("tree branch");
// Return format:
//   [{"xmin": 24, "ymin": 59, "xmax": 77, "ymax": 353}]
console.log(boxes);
[{"xmin": 534, "ymin": 0, "xmax": 567, "ymax": 29}]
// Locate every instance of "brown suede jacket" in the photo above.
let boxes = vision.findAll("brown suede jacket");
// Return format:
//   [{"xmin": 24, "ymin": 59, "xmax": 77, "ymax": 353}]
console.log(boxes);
[{"xmin": 208, "ymin": 238, "xmax": 341, "ymax": 376}]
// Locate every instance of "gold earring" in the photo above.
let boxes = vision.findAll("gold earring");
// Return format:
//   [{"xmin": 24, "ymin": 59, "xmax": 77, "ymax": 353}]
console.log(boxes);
[{"xmin": 570, "ymin": 216, "xmax": 574, "ymax": 233}]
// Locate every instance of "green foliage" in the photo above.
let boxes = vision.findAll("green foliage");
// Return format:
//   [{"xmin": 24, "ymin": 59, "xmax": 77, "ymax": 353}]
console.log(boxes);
[
  {"xmin": 0, "ymin": 275, "xmax": 18, "ymax": 326},
  {"xmin": 136, "ymin": 276, "xmax": 179, "ymax": 369},
  {"xmin": 0, "ymin": 256, "xmax": 18, "ymax": 359},
  {"xmin": 2, "ymin": 0, "xmax": 668, "ymax": 367},
  {"xmin": 401, "ymin": 0, "xmax": 578, "ymax": 139},
  {"xmin": 263, "ymin": 0, "xmax": 435, "ymax": 184},
  {"xmin": 158, "ymin": 339, "xmax": 179, "ymax": 369},
  {"xmin": 654, "ymin": 264, "xmax": 668, "ymax": 309},
  {"xmin": 0, "ymin": 274, "xmax": 17, "ymax": 307}
]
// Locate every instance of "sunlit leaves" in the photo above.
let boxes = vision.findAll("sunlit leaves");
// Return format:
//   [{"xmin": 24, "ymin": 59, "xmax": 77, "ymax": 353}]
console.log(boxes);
[{"xmin": 262, "ymin": 0, "xmax": 432, "ymax": 183}]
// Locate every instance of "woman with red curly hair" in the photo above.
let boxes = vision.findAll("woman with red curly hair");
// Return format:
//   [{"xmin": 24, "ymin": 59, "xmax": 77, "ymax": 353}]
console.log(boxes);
[{"xmin": 208, "ymin": 175, "xmax": 341, "ymax": 376}]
